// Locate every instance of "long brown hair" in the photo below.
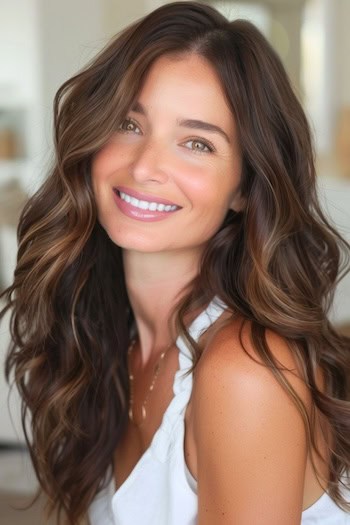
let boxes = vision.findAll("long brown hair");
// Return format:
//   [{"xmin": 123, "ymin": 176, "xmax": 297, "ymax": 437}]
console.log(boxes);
[{"xmin": 1, "ymin": 2, "xmax": 350, "ymax": 523}]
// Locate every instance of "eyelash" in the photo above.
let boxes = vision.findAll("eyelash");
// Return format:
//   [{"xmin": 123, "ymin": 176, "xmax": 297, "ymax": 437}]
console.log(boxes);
[
  {"xmin": 118, "ymin": 118, "xmax": 142, "ymax": 135},
  {"xmin": 118, "ymin": 117, "xmax": 215, "ymax": 154},
  {"xmin": 185, "ymin": 138, "xmax": 215, "ymax": 154}
]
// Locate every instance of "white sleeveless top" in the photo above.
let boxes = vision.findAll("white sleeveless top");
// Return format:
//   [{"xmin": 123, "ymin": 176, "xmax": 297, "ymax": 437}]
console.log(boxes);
[{"xmin": 89, "ymin": 297, "xmax": 350, "ymax": 524}]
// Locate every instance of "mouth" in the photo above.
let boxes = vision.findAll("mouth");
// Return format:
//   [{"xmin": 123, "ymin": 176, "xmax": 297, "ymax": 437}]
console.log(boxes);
[{"xmin": 113, "ymin": 188, "xmax": 182, "ymax": 213}]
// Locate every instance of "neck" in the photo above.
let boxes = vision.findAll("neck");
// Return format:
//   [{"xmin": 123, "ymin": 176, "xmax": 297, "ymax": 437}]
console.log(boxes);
[{"xmin": 123, "ymin": 248, "xmax": 202, "ymax": 364}]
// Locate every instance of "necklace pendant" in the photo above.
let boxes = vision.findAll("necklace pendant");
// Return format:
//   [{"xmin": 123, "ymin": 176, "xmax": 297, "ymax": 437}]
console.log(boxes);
[{"xmin": 128, "ymin": 337, "xmax": 173, "ymax": 427}]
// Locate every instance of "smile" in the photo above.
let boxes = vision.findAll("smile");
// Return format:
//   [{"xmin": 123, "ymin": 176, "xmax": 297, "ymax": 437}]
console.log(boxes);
[
  {"xmin": 116, "ymin": 190, "xmax": 180, "ymax": 212},
  {"xmin": 113, "ymin": 188, "xmax": 182, "ymax": 222}
]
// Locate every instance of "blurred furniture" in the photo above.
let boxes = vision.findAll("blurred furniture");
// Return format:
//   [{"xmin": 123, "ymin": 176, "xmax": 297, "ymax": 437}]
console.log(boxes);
[
  {"xmin": 0, "ymin": 179, "xmax": 27, "ymax": 290},
  {"xmin": 338, "ymin": 322, "xmax": 350, "ymax": 337},
  {"xmin": 336, "ymin": 107, "xmax": 350, "ymax": 179},
  {"xmin": 0, "ymin": 179, "xmax": 27, "ymax": 444}
]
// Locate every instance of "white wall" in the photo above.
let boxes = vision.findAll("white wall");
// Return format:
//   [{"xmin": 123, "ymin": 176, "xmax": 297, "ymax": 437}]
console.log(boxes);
[
  {"xmin": 103, "ymin": 0, "xmax": 151, "ymax": 35},
  {"xmin": 38, "ymin": 0, "xmax": 107, "ymax": 115},
  {"xmin": 0, "ymin": 0, "xmax": 42, "ymax": 189},
  {"xmin": 36, "ymin": 0, "xmax": 108, "ymax": 187},
  {"xmin": 0, "ymin": 0, "xmax": 40, "ymax": 104},
  {"xmin": 336, "ymin": 0, "xmax": 350, "ymax": 107}
]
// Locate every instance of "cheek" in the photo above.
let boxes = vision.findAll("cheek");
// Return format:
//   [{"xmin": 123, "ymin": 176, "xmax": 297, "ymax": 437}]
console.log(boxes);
[
  {"xmin": 91, "ymin": 142, "xmax": 129, "ymax": 184},
  {"xmin": 91, "ymin": 149, "xmax": 109, "ymax": 191},
  {"xmin": 182, "ymin": 166, "xmax": 235, "ymax": 211},
  {"xmin": 90, "ymin": 148, "xmax": 116, "ymax": 216}
]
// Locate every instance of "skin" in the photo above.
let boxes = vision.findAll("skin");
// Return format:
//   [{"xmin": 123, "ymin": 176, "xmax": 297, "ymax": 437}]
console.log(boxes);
[
  {"xmin": 192, "ymin": 320, "xmax": 327, "ymax": 524},
  {"xmin": 92, "ymin": 53, "xmax": 328, "ymax": 522},
  {"xmin": 92, "ymin": 52, "xmax": 242, "ymax": 363}
]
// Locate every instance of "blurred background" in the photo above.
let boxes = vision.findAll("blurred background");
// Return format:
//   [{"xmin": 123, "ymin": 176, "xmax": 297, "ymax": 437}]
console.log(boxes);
[{"xmin": 0, "ymin": 0, "xmax": 349, "ymax": 523}]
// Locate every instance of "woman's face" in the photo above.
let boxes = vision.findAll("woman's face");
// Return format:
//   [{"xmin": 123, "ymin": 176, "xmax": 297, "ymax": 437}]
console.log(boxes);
[{"xmin": 92, "ymin": 53, "xmax": 242, "ymax": 255}]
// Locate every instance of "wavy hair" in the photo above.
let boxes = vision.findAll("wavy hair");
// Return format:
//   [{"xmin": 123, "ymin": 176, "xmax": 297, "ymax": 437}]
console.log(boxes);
[{"xmin": 1, "ymin": 2, "xmax": 350, "ymax": 523}]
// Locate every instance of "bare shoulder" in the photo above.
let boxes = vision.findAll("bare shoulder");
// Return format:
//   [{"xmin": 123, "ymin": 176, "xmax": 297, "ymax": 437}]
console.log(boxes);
[
  {"xmin": 194, "ymin": 316, "xmax": 311, "ymax": 411},
  {"xmin": 192, "ymin": 317, "xmax": 311, "ymax": 524}
]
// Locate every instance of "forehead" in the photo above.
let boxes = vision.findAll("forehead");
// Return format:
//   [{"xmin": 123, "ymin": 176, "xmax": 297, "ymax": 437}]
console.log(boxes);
[{"xmin": 135, "ymin": 54, "xmax": 235, "ymax": 133}]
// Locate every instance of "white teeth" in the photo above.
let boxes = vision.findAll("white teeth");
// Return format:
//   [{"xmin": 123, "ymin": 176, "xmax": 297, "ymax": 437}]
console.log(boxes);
[{"xmin": 119, "ymin": 191, "xmax": 178, "ymax": 212}]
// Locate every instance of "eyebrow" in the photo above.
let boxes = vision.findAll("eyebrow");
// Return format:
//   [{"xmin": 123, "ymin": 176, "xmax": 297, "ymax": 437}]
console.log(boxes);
[{"xmin": 130, "ymin": 101, "xmax": 231, "ymax": 144}]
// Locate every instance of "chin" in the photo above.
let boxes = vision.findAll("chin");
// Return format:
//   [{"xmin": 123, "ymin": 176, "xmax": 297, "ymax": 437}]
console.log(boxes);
[{"xmin": 104, "ymin": 227, "xmax": 167, "ymax": 253}]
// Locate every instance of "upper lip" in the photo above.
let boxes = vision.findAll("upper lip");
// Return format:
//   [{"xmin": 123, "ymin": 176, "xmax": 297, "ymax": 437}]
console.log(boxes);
[{"xmin": 115, "ymin": 186, "xmax": 182, "ymax": 207}]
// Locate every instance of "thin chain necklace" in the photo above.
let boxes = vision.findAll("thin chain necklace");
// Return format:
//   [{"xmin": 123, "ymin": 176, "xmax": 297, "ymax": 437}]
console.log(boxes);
[{"xmin": 127, "ymin": 338, "xmax": 173, "ymax": 427}]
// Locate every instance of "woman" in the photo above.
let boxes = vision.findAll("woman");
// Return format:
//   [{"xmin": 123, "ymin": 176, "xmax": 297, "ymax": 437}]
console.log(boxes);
[{"xmin": 1, "ymin": 2, "xmax": 350, "ymax": 524}]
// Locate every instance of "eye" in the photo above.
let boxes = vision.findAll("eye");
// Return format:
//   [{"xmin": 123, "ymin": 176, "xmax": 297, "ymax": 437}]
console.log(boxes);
[
  {"xmin": 183, "ymin": 139, "xmax": 215, "ymax": 154},
  {"xmin": 118, "ymin": 117, "xmax": 142, "ymax": 134}
]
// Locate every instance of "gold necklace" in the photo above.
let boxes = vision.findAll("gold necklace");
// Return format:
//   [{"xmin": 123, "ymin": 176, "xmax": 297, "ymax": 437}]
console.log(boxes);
[{"xmin": 127, "ymin": 338, "xmax": 173, "ymax": 426}]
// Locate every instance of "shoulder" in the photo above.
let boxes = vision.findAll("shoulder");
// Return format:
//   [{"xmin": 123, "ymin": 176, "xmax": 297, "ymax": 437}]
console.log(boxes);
[
  {"xmin": 192, "ymin": 316, "xmax": 311, "ymax": 524},
  {"xmin": 193, "ymin": 315, "xmax": 311, "ymax": 412}
]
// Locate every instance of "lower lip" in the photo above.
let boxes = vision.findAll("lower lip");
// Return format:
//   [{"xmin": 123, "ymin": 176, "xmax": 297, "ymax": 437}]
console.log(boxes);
[{"xmin": 113, "ymin": 191, "xmax": 180, "ymax": 222}]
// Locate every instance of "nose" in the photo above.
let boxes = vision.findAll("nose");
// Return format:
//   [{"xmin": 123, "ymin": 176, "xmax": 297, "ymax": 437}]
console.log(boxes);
[{"xmin": 130, "ymin": 138, "xmax": 169, "ymax": 184}]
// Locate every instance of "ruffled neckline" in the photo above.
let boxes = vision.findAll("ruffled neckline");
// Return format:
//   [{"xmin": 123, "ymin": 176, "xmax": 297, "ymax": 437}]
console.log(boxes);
[{"xmin": 111, "ymin": 296, "xmax": 228, "ymax": 500}]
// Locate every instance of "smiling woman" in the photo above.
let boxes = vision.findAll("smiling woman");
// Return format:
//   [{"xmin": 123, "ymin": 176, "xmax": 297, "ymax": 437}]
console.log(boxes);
[
  {"xmin": 1, "ymin": 2, "xmax": 350, "ymax": 525},
  {"xmin": 92, "ymin": 53, "xmax": 242, "ymax": 253}
]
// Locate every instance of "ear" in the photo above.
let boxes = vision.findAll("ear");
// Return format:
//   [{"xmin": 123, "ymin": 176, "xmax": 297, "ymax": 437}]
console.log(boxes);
[{"xmin": 229, "ymin": 191, "xmax": 245, "ymax": 213}]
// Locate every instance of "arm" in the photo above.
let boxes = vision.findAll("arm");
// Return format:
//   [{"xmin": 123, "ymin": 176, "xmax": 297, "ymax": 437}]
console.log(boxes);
[{"xmin": 193, "ymin": 322, "xmax": 310, "ymax": 525}]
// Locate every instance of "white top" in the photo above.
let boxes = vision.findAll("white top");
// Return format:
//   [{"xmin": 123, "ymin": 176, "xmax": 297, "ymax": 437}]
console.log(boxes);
[{"xmin": 89, "ymin": 297, "xmax": 350, "ymax": 524}]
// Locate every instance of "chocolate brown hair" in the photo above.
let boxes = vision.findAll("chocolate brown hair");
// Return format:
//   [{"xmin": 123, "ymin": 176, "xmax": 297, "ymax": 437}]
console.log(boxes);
[{"xmin": 1, "ymin": 2, "xmax": 349, "ymax": 523}]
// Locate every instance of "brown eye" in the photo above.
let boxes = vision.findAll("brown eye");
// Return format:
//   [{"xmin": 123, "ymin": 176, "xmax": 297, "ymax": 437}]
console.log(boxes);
[
  {"xmin": 193, "ymin": 141, "xmax": 208, "ymax": 151},
  {"xmin": 184, "ymin": 139, "xmax": 214, "ymax": 153},
  {"xmin": 118, "ymin": 118, "xmax": 141, "ymax": 134}
]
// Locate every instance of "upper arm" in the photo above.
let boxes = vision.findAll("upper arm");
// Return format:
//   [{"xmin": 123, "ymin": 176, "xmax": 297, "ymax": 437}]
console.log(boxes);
[{"xmin": 193, "ymin": 322, "xmax": 310, "ymax": 525}]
